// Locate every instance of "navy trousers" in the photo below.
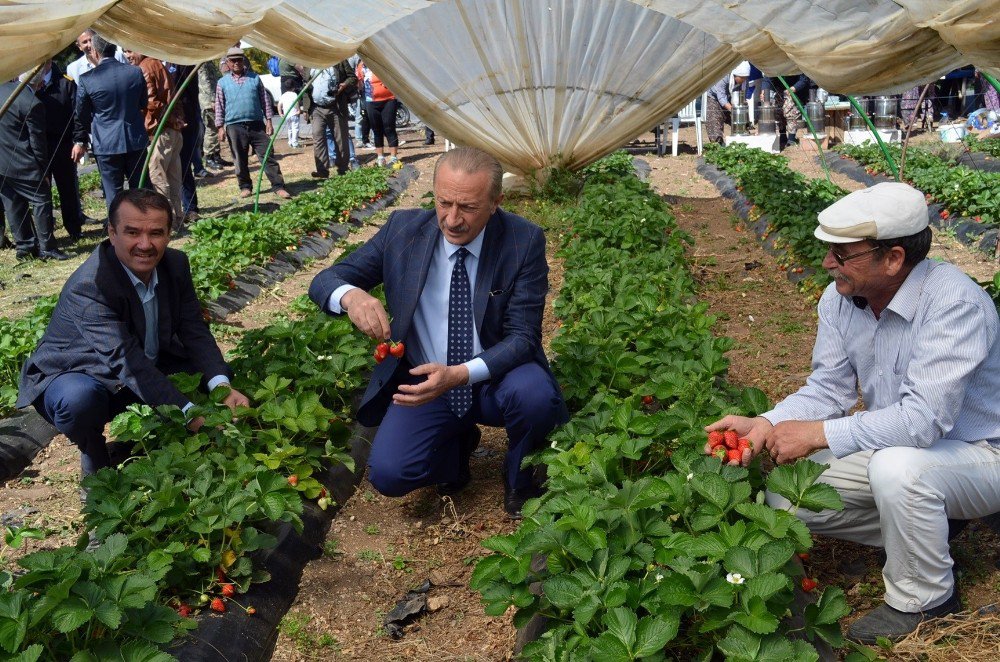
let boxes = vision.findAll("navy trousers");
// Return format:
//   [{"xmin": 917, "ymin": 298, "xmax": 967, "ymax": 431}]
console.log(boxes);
[
  {"xmin": 34, "ymin": 372, "xmax": 140, "ymax": 476},
  {"xmin": 367, "ymin": 362, "xmax": 567, "ymax": 497},
  {"xmin": 94, "ymin": 149, "xmax": 147, "ymax": 212}
]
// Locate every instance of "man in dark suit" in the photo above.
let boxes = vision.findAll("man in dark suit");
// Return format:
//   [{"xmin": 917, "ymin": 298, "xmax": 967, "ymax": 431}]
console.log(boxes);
[
  {"xmin": 18, "ymin": 188, "xmax": 248, "ymax": 478},
  {"xmin": 70, "ymin": 33, "xmax": 149, "ymax": 211},
  {"xmin": 309, "ymin": 147, "xmax": 567, "ymax": 517},
  {"xmin": 0, "ymin": 71, "xmax": 69, "ymax": 261}
]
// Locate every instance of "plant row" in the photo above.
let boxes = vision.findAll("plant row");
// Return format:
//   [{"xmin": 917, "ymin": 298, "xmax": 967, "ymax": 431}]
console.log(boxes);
[
  {"xmin": 834, "ymin": 143, "xmax": 998, "ymax": 227},
  {"xmin": 471, "ymin": 165, "xmax": 851, "ymax": 661},
  {"xmin": 0, "ymin": 170, "xmax": 390, "ymax": 417},
  {"xmin": 963, "ymin": 134, "xmax": 1000, "ymax": 159},
  {"xmin": 0, "ymin": 292, "xmax": 372, "ymax": 660},
  {"xmin": 702, "ymin": 143, "xmax": 844, "ymax": 295}
]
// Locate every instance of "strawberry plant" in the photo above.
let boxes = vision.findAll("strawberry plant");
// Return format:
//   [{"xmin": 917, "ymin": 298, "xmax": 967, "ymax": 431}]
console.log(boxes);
[
  {"xmin": 963, "ymin": 134, "xmax": 1000, "ymax": 159},
  {"xmin": 0, "ymin": 296, "xmax": 58, "ymax": 416},
  {"xmin": 835, "ymin": 143, "xmax": 999, "ymax": 227},
  {"xmin": 472, "ymin": 162, "xmax": 850, "ymax": 659}
]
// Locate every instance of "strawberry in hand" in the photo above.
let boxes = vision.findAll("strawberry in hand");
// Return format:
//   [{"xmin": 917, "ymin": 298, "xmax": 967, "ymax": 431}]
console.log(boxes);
[{"xmin": 389, "ymin": 341, "xmax": 405, "ymax": 359}]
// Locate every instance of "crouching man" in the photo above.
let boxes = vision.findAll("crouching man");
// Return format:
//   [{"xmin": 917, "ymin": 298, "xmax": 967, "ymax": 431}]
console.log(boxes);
[
  {"xmin": 18, "ymin": 189, "xmax": 249, "ymax": 478},
  {"xmin": 708, "ymin": 182, "xmax": 1000, "ymax": 643}
]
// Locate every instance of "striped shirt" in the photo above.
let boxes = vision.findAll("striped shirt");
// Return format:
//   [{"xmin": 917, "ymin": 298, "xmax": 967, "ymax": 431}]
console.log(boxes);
[{"xmin": 763, "ymin": 259, "xmax": 1000, "ymax": 457}]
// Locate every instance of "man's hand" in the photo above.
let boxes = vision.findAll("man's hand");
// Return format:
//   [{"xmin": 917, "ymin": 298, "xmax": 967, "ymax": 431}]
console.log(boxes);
[
  {"xmin": 341, "ymin": 289, "xmax": 390, "ymax": 340},
  {"xmin": 764, "ymin": 420, "xmax": 827, "ymax": 464},
  {"xmin": 393, "ymin": 363, "xmax": 469, "ymax": 407},
  {"xmin": 217, "ymin": 127, "xmax": 226, "ymax": 144},
  {"xmin": 265, "ymin": 120, "xmax": 273, "ymax": 136},
  {"xmin": 187, "ymin": 415, "xmax": 205, "ymax": 432},
  {"xmin": 71, "ymin": 143, "xmax": 87, "ymax": 163},
  {"xmin": 704, "ymin": 415, "xmax": 773, "ymax": 466},
  {"xmin": 221, "ymin": 388, "xmax": 250, "ymax": 413}
]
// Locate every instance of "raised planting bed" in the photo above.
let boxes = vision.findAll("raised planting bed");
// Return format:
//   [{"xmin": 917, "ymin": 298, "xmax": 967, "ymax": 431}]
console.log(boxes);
[{"xmin": 471, "ymin": 159, "xmax": 848, "ymax": 660}]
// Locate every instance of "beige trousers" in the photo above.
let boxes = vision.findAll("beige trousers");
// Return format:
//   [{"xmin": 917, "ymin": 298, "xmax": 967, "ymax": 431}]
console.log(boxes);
[
  {"xmin": 767, "ymin": 440, "xmax": 1000, "ymax": 612},
  {"xmin": 148, "ymin": 127, "xmax": 184, "ymax": 228}
]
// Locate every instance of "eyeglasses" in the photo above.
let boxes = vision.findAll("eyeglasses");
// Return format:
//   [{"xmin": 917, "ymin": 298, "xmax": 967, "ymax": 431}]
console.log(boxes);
[{"xmin": 829, "ymin": 245, "xmax": 880, "ymax": 266}]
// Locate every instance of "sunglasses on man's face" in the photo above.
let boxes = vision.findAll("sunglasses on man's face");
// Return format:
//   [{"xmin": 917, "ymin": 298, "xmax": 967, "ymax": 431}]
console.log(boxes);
[{"xmin": 829, "ymin": 244, "xmax": 880, "ymax": 266}]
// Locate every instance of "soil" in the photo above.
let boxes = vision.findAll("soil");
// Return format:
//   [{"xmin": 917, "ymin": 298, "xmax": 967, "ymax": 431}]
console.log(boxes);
[{"xmin": 1, "ymin": 122, "xmax": 998, "ymax": 661}]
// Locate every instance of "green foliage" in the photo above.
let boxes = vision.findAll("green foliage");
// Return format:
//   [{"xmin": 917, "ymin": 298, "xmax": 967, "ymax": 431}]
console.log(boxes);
[
  {"xmin": 703, "ymin": 143, "xmax": 844, "ymax": 293},
  {"xmin": 472, "ymin": 171, "xmax": 847, "ymax": 658},
  {"xmin": 963, "ymin": 134, "xmax": 1000, "ymax": 159},
  {"xmin": 186, "ymin": 168, "xmax": 389, "ymax": 300},
  {"xmin": 835, "ymin": 142, "xmax": 999, "ymax": 226},
  {"xmin": 0, "ymin": 296, "xmax": 58, "ymax": 416}
]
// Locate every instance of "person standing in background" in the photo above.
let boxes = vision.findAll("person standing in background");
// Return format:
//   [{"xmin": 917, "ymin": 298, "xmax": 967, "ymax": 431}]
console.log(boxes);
[{"xmin": 356, "ymin": 60, "xmax": 400, "ymax": 167}]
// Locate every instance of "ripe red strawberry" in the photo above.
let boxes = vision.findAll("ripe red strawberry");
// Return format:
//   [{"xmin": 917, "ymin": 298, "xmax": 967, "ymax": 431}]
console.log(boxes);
[
  {"xmin": 724, "ymin": 430, "xmax": 739, "ymax": 450},
  {"xmin": 708, "ymin": 431, "xmax": 725, "ymax": 448},
  {"xmin": 287, "ymin": 475, "xmax": 298, "ymax": 487},
  {"xmin": 737, "ymin": 437, "xmax": 751, "ymax": 451},
  {"xmin": 798, "ymin": 552, "xmax": 810, "ymax": 561},
  {"xmin": 374, "ymin": 342, "xmax": 390, "ymax": 364},
  {"xmin": 247, "ymin": 606, "xmax": 257, "ymax": 615},
  {"xmin": 801, "ymin": 577, "xmax": 818, "ymax": 592},
  {"xmin": 389, "ymin": 341, "xmax": 405, "ymax": 359},
  {"xmin": 641, "ymin": 395, "xmax": 654, "ymax": 406},
  {"xmin": 221, "ymin": 583, "xmax": 236, "ymax": 598},
  {"xmin": 940, "ymin": 209, "xmax": 950, "ymax": 220},
  {"xmin": 211, "ymin": 597, "xmax": 226, "ymax": 613},
  {"xmin": 216, "ymin": 567, "xmax": 226, "ymax": 582},
  {"xmin": 727, "ymin": 449, "xmax": 742, "ymax": 464},
  {"xmin": 177, "ymin": 604, "xmax": 192, "ymax": 617}
]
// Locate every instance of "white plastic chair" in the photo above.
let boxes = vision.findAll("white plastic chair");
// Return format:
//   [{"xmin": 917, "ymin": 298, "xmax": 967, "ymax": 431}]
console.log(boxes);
[{"xmin": 665, "ymin": 93, "xmax": 705, "ymax": 156}]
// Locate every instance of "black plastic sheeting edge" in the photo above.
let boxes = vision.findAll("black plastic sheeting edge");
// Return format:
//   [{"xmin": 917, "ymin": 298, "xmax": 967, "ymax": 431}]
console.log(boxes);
[
  {"xmin": 820, "ymin": 152, "xmax": 999, "ymax": 256},
  {"xmin": 0, "ymin": 165, "xmax": 419, "ymax": 484},
  {"xmin": 695, "ymin": 159, "xmax": 819, "ymax": 287},
  {"xmin": 166, "ymin": 421, "xmax": 375, "ymax": 661}
]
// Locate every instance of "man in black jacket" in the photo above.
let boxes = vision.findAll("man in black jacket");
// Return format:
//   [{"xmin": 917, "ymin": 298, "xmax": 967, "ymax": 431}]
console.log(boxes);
[
  {"xmin": 36, "ymin": 60, "xmax": 90, "ymax": 241},
  {"xmin": 18, "ymin": 188, "xmax": 248, "ymax": 477},
  {"xmin": 0, "ymin": 71, "xmax": 68, "ymax": 261}
]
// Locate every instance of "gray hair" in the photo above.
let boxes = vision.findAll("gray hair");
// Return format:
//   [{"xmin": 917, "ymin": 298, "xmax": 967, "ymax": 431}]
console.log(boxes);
[
  {"xmin": 434, "ymin": 147, "xmax": 504, "ymax": 201},
  {"xmin": 90, "ymin": 33, "xmax": 116, "ymax": 59}
]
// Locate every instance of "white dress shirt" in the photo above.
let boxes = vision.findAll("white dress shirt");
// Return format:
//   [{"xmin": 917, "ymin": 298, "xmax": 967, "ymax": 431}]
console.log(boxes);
[{"xmin": 328, "ymin": 230, "xmax": 491, "ymax": 384}]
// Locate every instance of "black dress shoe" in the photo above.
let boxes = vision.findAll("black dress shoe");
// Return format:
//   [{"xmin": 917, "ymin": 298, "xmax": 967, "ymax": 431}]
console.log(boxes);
[
  {"xmin": 66, "ymin": 233, "xmax": 84, "ymax": 244},
  {"xmin": 423, "ymin": 139, "xmax": 435, "ymax": 145},
  {"xmin": 847, "ymin": 590, "xmax": 962, "ymax": 644},
  {"xmin": 438, "ymin": 426, "xmax": 481, "ymax": 496},
  {"xmin": 216, "ymin": 157, "xmax": 233, "ymax": 167},
  {"xmin": 311, "ymin": 170, "xmax": 330, "ymax": 178},
  {"xmin": 193, "ymin": 168, "xmax": 211, "ymax": 178},
  {"xmin": 204, "ymin": 159, "xmax": 224, "ymax": 171},
  {"xmin": 504, "ymin": 480, "xmax": 545, "ymax": 520},
  {"xmin": 15, "ymin": 250, "xmax": 35, "ymax": 261},
  {"xmin": 39, "ymin": 249, "xmax": 71, "ymax": 261}
]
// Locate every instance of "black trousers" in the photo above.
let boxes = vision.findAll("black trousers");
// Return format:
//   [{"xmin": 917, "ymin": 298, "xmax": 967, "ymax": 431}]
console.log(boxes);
[
  {"xmin": 45, "ymin": 142, "xmax": 84, "ymax": 236},
  {"xmin": 366, "ymin": 99, "xmax": 399, "ymax": 148},
  {"xmin": 0, "ymin": 176, "xmax": 57, "ymax": 254},
  {"xmin": 312, "ymin": 101, "xmax": 351, "ymax": 175},
  {"xmin": 224, "ymin": 121, "xmax": 285, "ymax": 192},
  {"xmin": 180, "ymin": 118, "xmax": 200, "ymax": 214}
]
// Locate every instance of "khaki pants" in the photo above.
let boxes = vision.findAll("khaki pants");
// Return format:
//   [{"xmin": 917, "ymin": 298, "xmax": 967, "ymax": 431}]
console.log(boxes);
[
  {"xmin": 148, "ymin": 128, "xmax": 184, "ymax": 229},
  {"xmin": 767, "ymin": 440, "xmax": 1000, "ymax": 612},
  {"xmin": 202, "ymin": 108, "xmax": 220, "ymax": 159}
]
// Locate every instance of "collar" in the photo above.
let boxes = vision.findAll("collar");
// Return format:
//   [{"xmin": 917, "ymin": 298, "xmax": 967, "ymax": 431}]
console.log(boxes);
[
  {"xmin": 119, "ymin": 260, "xmax": 159, "ymax": 295},
  {"xmin": 883, "ymin": 259, "xmax": 930, "ymax": 322},
  {"xmin": 443, "ymin": 227, "xmax": 486, "ymax": 260}
]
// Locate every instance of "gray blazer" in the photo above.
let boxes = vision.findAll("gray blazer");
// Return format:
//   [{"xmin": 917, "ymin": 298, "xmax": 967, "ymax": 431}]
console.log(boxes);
[
  {"xmin": 18, "ymin": 241, "xmax": 231, "ymax": 410},
  {"xmin": 0, "ymin": 81, "xmax": 48, "ymax": 180},
  {"xmin": 73, "ymin": 58, "xmax": 149, "ymax": 155}
]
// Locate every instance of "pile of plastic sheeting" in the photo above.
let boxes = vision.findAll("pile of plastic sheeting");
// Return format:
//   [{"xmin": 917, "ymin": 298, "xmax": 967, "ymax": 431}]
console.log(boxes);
[{"xmin": 2, "ymin": 0, "xmax": 998, "ymax": 172}]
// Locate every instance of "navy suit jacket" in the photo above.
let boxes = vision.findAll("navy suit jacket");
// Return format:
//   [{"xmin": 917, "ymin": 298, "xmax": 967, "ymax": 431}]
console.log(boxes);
[
  {"xmin": 73, "ymin": 58, "xmax": 148, "ymax": 155},
  {"xmin": 18, "ymin": 241, "xmax": 231, "ymax": 410},
  {"xmin": 0, "ymin": 82, "xmax": 48, "ymax": 180},
  {"xmin": 309, "ymin": 207, "xmax": 552, "ymax": 427}
]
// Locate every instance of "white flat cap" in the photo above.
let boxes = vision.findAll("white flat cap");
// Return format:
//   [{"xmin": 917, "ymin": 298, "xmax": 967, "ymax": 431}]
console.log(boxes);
[
  {"xmin": 732, "ymin": 61, "xmax": 751, "ymax": 77},
  {"xmin": 815, "ymin": 182, "xmax": 928, "ymax": 244}
]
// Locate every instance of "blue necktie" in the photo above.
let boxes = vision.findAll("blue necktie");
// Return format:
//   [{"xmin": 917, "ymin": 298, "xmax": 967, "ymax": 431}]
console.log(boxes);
[{"xmin": 447, "ymin": 247, "xmax": 473, "ymax": 416}]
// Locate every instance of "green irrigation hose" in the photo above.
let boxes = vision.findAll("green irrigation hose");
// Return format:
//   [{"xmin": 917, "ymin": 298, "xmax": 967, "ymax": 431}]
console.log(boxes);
[
  {"xmin": 253, "ymin": 68, "xmax": 324, "ymax": 212},
  {"xmin": 777, "ymin": 76, "xmax": 832, "ymax": 183},
  {"xmin": 138, "ymin": 62, "xmax": 203, "ymax": 189},
  {"xmin": 846, "ymin": 95, "xmax": 900, "ymax": 181},
  {"xmin": 983, "ymin": 71, "xmax": 1000, "ymax": 97}
]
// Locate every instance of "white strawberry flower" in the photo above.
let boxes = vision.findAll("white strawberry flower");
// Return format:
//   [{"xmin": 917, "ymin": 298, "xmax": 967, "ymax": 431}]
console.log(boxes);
[{"xmin": 726, "ymin": 573, "xmax": 745, "ymax": 585}]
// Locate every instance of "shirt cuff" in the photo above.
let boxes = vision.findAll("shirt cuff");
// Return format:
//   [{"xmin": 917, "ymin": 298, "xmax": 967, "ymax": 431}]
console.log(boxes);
[
  {"xmin": 327, "ymin": 285, "xmax": 358, "ymax": 314},
  {"xmin": 182, "ymin": 402, "xmax": 194, "ymax": 417},
  {"xmin": 823, "ymin": 417, "xmax": 855, "ymax": 458},
  {"xmin": 207, "ymin": 375, "xmax": 230, "ymax": 391},
  {"xmin": 464, "ymin": 358, "xmax": 490, "ymax": 385}
]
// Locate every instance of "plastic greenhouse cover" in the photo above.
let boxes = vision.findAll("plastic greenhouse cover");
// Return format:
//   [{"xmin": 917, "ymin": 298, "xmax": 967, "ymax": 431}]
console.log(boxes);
[{"xmin": 1, "ymin": 0, "xmax": 998, "ymax": 172}]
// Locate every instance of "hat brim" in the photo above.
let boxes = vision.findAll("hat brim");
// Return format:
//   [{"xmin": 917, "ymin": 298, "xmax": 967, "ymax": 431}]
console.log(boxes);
[{"xmin": 813, "ymin": 225, "xmax": 861, "ymax": 244}]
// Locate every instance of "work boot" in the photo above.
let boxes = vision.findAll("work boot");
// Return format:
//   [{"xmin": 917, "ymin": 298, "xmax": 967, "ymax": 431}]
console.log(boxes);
[{"xmin": 847, "ymin": 590, "xmax": 962, "ymax": 644}]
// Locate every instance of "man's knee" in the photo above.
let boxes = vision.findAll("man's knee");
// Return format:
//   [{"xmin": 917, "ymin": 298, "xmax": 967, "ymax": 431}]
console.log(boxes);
[
  {"xmin": 495, "ymin": 364, "xmax": 565, "ymax": 427},
  {"xmin": 867, "ymin": 447, "xmax": 923, "ymax": 500},
  {"xmin": 41, "ymin": 374, "xmax": 110, "ymax": 436},
  {"xmin": 367, "ymin": 459, "xmax": 419, "ymax": 498}
]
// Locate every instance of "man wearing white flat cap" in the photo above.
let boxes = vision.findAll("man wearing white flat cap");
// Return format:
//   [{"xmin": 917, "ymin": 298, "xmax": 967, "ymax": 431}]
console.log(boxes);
[
  {"xmin": 708, "ymin": 182, "xmax": 1000, "ymax": 643},
  {"xmin": 706, "ymin": 60, "xmax": 751, "ymax": 144}
]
